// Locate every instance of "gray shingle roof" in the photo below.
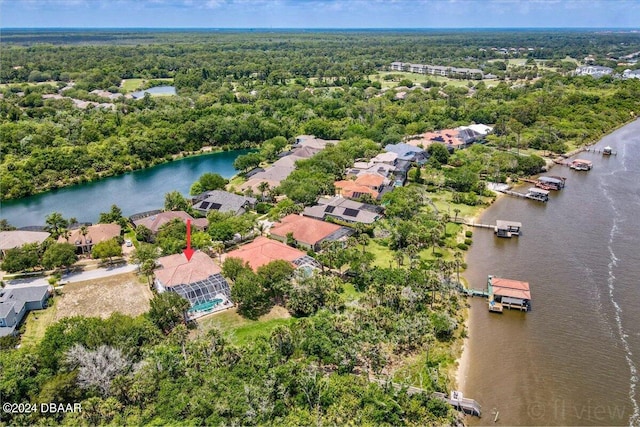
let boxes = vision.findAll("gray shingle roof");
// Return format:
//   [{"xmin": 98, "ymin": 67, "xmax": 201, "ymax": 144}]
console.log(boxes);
[{"xmin": 192, "ymin": 190, "xmax": 256, "ymax": 215}]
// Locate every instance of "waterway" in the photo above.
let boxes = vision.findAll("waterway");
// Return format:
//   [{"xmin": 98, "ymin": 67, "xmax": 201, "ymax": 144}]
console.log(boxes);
[
  {"xmin": 0, "ymin": 149, "xmax": 249, "ymax": 228},
  {"xmin": 461, "ymin": 119, "xmax": 640, "ymax": 426}
]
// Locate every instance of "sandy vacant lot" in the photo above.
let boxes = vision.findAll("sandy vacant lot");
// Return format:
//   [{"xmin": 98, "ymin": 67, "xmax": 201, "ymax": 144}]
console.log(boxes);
[{"xmin": 54, "ymin": 272, "xmax": 153, "ymax": 320}]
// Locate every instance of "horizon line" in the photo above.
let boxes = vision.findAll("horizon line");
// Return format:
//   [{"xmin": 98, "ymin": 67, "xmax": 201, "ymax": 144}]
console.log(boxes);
[{"xmin": 2, "ymin": 26, "xmax": 639, "ymax": 30}]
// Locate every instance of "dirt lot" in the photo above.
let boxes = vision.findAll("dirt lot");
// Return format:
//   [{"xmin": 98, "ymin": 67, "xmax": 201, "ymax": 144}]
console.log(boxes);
[{"xmin": 54, "ymin": 272, "xmax": 153, "ymax": 320}]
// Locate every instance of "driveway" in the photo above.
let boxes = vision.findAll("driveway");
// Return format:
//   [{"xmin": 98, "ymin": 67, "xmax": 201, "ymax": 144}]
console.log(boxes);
[{"xmin": 5, "ymin": 263, "xmax": 139, "ymax": 288}]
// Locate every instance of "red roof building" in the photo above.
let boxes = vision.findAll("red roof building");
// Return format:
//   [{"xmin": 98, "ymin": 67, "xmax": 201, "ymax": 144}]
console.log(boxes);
[
  {"xmin": 223, "ymin": 236, "xmax": 313, "ymax": 271},
  {"xmin": 269, "ymin": 214, "xmax": 351, "ymax": 251}
]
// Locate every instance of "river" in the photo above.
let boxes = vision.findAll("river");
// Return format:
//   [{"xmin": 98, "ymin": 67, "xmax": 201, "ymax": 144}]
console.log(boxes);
[
  {"xmin": 461, "ymin": 119, "xmax": 640, "ymax": 426},
  {"xmin": 0, "ymin": 149, "xmax": 249, "ymax": 228}
]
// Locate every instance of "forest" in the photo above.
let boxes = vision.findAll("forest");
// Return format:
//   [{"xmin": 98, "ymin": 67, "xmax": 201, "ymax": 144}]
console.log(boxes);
[{"xmin": 1, "ymin": 30, "xmax": 640, "ymax": 199}]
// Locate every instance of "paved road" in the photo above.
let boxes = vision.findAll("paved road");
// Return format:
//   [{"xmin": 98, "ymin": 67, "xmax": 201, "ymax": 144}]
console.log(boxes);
[{"xmin": 5, "ymin": 263, "xmax": 139, "ymax": 288}]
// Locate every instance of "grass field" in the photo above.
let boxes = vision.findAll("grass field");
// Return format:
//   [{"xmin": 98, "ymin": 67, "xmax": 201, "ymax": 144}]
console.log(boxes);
[
  {"xmin": 120, "ymin": 78, "xmax": 173, "ymax": 93},
  {"xmin": 195, "ymin": 305, "xmax": 296, "ymax": 345},
  {"xmin": 20, "ymin": 298, "xmax": 59, "ymax": 347},
  {"xmin": 370, "ymin": 71, "xmax": 493, "ymax": 90}
]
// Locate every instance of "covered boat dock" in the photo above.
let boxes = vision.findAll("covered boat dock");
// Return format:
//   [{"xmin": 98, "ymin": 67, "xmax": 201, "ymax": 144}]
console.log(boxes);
[
  {"xmin": 494, "ymin": 220, "xmax": 522, "ymax": 238},
  {"xmin": 487, "ymin": 275, "xmax": 531, "ymax": 313}
]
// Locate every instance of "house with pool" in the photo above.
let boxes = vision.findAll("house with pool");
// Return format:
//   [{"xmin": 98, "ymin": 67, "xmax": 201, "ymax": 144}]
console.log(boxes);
[{"xmin": 154, "ymin": 251, "xmax": 232, "ymax": 319}]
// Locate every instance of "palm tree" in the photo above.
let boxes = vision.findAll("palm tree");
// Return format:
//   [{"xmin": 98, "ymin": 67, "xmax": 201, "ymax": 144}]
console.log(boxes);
[
  {"xmin": 357, "ymin": 233, "xmax": 369, "ymax": 255},
  {"xmin": 453, "ymin": 208, "xmax": 461, "ymax": 223},
  {"xmin": 211, "ymin": 241, "xmax": 225, "ymax": 263},
  {"xmin": 393, "ymin": 251, "xmax": 404, "ymax": 268},
  {"xmin": 454, "ymin": 251, "xmax": 464, "ymax": 286},
  {"xmin": 257, "ymin": 181, "xmax": 270, "ymax": 202}
]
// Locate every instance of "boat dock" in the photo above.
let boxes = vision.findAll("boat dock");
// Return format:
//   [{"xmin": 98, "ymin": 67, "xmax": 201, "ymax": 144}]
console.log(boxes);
[
  {"xmin": 452, "ymin": 219, "xmax": 522, "ymax": 238},
  {"xmin": 497, "ymin": 187, "xmax": 549, "ymax": 202},
  {"xmin": 372, "ymin": 378, "xmax": 481, "ymax": 417},
  {"xmin": 585, "ymin": 146, "xmax": 617, "ymax": 155},
  {"xmin": 462, "ymin": 275, "xmax": 532, "ymax": 313}
]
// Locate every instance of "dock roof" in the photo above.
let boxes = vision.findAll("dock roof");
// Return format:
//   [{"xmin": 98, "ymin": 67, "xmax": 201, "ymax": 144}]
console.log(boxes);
[
  {"xmin": 495, "ymin": 220, "xmax": 522, "ymax": 229},
  {"xmin": 490, "ymin": 276, "xmax": 531, "ymax": 300}
]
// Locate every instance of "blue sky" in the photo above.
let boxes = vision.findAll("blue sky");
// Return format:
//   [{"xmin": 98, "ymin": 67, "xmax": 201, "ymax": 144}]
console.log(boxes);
[{"xmin": 1, "ymin": 0, "xmax": 639, "ymax": 29}]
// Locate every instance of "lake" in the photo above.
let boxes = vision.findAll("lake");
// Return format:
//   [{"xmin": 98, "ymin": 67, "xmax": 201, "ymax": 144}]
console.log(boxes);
[
  {"xmin": 0, "ymin": 149, "xmax": 249, "ymax": 228},
  {"xmin": 130, "ymin": 85, "xmax": 176, "ymax": 98},
  {"xmin": 461, "ymin": 119, "xmax": 640, "ymax": 426}
]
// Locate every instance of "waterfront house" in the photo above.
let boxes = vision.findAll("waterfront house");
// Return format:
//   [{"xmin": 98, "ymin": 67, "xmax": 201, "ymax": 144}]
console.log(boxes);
[
  {"xmin": 154, "ymin": 251, "xmax": 232, "ymax": 319},
  {"xmin": 59, "ymin": 223, "xmax": 121, "ymax": 254},
  {"xmin": 269, "ymin": 214, "xmax": 353, "ymax": 251},
  {"xmin": 192, "ymin": 190, "xmax": 256, "ymax": 216},
  {"xmin": 292, "ymin": 135, "xmax": 339, "ymax": 150},
  {"xmin": 132, "ymin": 211, "xmax": 207, "ymax": 234},
  {"xmin": 0, "ymin": 230, "xmax": 51, "ymax": 257},
  {"xmin": 334, "ymin": 173, "xmax": 388, "ymax": 200},
  {"xmin": 0, "ymin": 285, "xmax": 51, "ymax": 337},
  {"xmin": 223, "ymin": 236, "xmax": 321, "ymax": 272}
]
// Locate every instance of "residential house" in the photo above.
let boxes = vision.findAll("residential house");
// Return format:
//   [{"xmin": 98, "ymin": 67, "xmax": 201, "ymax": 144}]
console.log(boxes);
[
  {"xmin": 0, "ymin": 230, "xmax": 50, "ymax": 257},
  {"xmin": 223, "ymin": 236, "xmax": 321, "ymax": 271},
  {"xmin": 154, "ymin": 251, "xmax": 232, "ymax": 318},
  {"xmin": 334, "ymin": 173, "xmax": 386, "ymax": 200},
  {"xmin": 270, "ymin": 214, "xmax": 353, "ymax": 251},
  {"xmin": 0, "ymin": 285, "xmax": 51, "ymax": 337},
  {"xmin": 384, "ymin": 143, "xmax": 428, "ymax": 164},
  {"xmin": 303, "ymin": 196, "xmax": 383, "ymax": 224},
  {"xmin": 574, "ymin": 65, "xmax": 614, "ymax": 78},
  {"xmin": 132, "ymin": 211, "xmax": 207, "ymax": 234},
  {"xmin": 292, "ymin": 135, "xmax": 339, "ymax": 150},
  {"xmin": 623, "ymin": 69, "xmax": 640, "ymax": 79},
  {"xmin": 192, "ymin": 190, "xmax": 256, "ymax": 216},
  {"xmin": 371, "ymin": 151, "xmax": 398, "ymax": 166},
  {"xmin": 59, "ymin": 223, "xmax": 121, "ymax": 254}
]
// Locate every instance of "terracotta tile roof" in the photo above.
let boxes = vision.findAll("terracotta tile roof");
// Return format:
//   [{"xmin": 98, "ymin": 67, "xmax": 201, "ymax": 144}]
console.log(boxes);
[
  {"xmin": 155, "ymin": 251, "xmax": 221, "ymax": 288},
  {"xmin": 223, "ymin": 236, "xmax": 307, "ymax": 271},
  {"xmin": 491, "ymin": 276, "xmax": 531, "ymax": 300},
  {"xmin": 354, "ymin": 173, "xmax": 386, "ymax": 188},
  {"xmin": 334, "ymin": 180, "xmax": 379, "ymax": 199},
  {"xmin": 406, "ymin": 128, "xmax": 464, "ymax": 148},
  {"xmin": 132, "ymin": 211, "xmax": 195, "ymax": 234},
  {"xmin": 60, "ymin": 224, "xmax": 121, "ymax": 246},
  {"xmin": 270, "ymin": 214, "xmax": 342, "ymax": 246}
]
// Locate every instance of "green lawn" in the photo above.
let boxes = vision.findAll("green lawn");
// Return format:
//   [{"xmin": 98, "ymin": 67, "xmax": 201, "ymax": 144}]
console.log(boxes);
[
  {"xmin": 370, "ymin": 71, "xmax": 481, "ymax": 90},
  {"xmin": 20, "ymin": 298, "xmax": 58, "ymax": 347},
  {"xmin": 196, "ymin": 306, "xmax": 296, "ymax": 345},
  {"xmin": 366, "ymin": 239, "xmax": 397, "ymax": 268},
  {"xmin": 120, "ymin": 78, "xmax": 145, "ymax": 92},
  {"xmin": 340, "ymin": 282, "xmax": 364, "ymax": 303}
]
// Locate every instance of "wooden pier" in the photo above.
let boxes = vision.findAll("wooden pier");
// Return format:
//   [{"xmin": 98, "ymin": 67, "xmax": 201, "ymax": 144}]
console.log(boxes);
[
  {"xmin": 453, "ymin": 219, "xmax": 522, "ymax": 237},
  {"xmin": 372, "ymin": 379, "xmax": 481, "ymax": 417},
  {"xmin": 585, "ymin": 146, "xmax": 617, "ymax": 156}
]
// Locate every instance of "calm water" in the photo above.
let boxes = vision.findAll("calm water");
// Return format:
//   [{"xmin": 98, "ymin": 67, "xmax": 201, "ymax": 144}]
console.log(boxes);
[
  {"xmin": 130, "ymin": 85, "xmax": 176, "ymax": 98},
  {"xmin": 461, "ymin": 119, "xmax": 640, "ymax": 426},
  {"xmin": 0, "ymin": 149, "xmax": 248, "ymax": 227}
]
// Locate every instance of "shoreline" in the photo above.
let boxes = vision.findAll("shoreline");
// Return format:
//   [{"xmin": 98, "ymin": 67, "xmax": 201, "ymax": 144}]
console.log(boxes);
[
  {"xmin": 1, "ymin": 146, "xmax": 253, "ymax": 203},
  {"xmin": 452, "ymin": 189, "xmax": 506, "ymax": 392}
]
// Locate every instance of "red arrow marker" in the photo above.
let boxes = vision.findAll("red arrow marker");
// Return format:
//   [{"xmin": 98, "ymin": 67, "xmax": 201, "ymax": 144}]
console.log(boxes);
[{"xmin": 183, "ymin": 219, "xmax": 195, "ymax": 262}]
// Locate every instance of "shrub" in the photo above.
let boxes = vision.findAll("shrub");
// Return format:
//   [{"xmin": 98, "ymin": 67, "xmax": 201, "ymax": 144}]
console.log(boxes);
[
  {"xmin": 464, "ymin": 238, "xmax": 473, "ymax": 246},
  {"xmin": 465, "ymin": 230, "xmax": 473, "ymax": 238},
  {"xmin": 457, "ymin": 243, "xmax": 469, "ymax": 250},
  {"xmin": 255, "ymin": 202, "xmax": 273, "ymax": 214}
]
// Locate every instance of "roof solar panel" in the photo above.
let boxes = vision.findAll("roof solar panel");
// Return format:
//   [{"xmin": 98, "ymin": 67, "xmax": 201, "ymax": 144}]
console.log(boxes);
[
  {"xmin": 325, "ymin": 205, "xmax": 336, "ymax": 213},
  {"xmin": 199, "ymin": 202, "xmax": 211, "ymax": 210},
  {"xmin": 343, "ymin": 208, "xmax": 359, "ymax": 217},
  {"xmin": 210, "ymin": 203, "xmax": 222, "ymax": 210}
]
